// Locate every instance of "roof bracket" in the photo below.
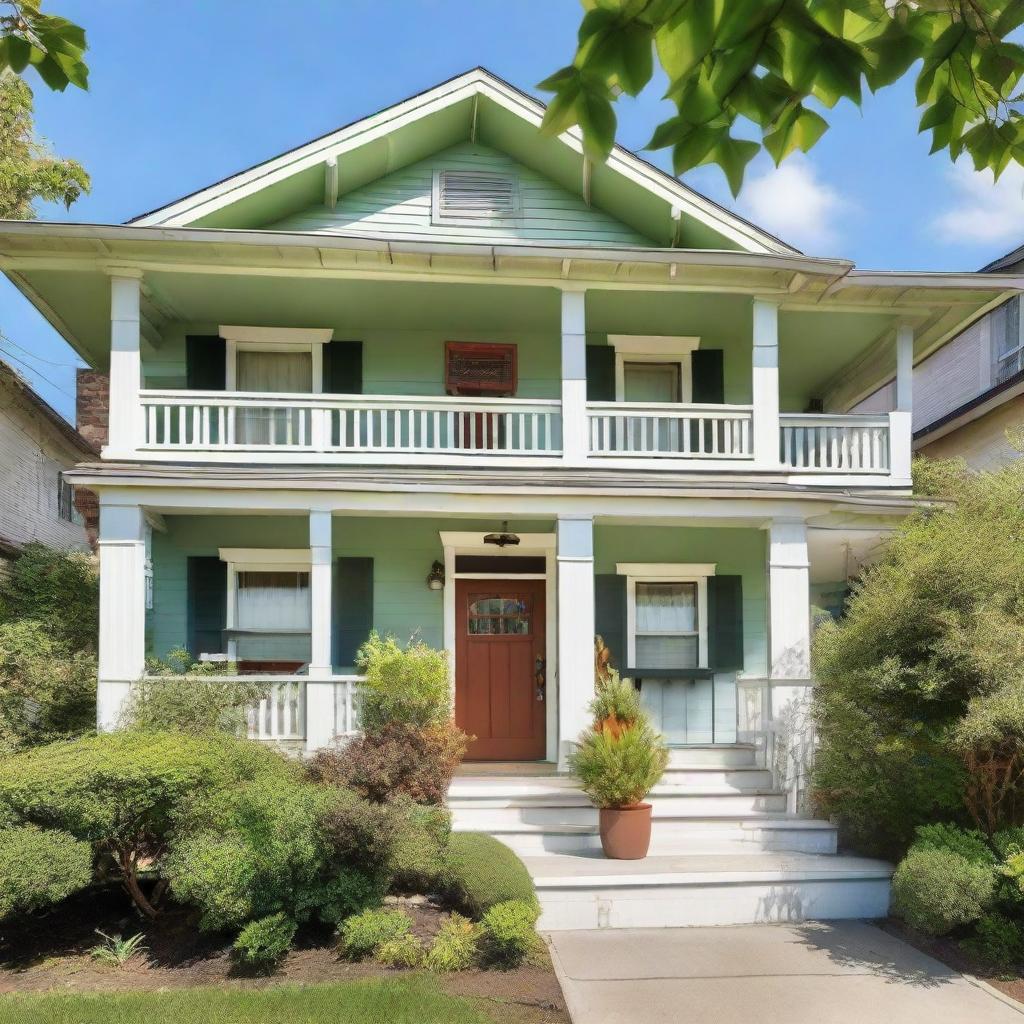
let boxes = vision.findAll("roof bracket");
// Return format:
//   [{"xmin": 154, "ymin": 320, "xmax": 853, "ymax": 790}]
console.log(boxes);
[
  {"xmin": 470, "ymin": 95, "xmax": 479, "ymax": 143},
  {"xmin": 582, "ymin": 157, "xmax": 592, "ymax": 206},
  {"xmin": 324, "ymin": 157, "xmax": 339, "ymax": 210},
  {"xmin": 670, "ymin": 205, "xmax": 683, "ymax": 248}
]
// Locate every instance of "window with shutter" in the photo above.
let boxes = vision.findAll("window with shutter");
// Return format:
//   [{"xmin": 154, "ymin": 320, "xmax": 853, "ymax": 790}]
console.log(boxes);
[{"xmin": 432, "ymin": 170, "xmax": 519, "ymax": 223}]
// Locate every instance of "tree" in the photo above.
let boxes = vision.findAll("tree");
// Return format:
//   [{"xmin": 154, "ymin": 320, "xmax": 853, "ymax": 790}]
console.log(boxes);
[
  {"xmin": 540, "ymin": 1, "xmax": 1024, "ymax": 194},
  {"xmin": 0, "ymin": 71, "xmax": 89, "ymax": 217},
  {"xmin": 0, "ymin": 1, "xmax": 87, "ymax": 92}
]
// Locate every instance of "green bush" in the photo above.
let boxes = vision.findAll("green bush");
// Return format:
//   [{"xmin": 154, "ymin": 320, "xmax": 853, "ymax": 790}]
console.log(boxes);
[
  {"xmin": 0, "ymin": 825, "xmax": 92, "ymax": 918},
  {"xmin": 480, "ymin": 899, "xmax": 540, "ymax": 966},
  {"xmin": 340, "ymin": 908, "xmax": 411, "ymax": 960},
  {"xmin": 443, "ymin": 833, "xmax": 538, "ymax": 917},
  {"xmin": 590, "ymin": 672, "xmax": 644, "ymax": 727},
  {"xmin": 911, "ymin": 823, "xmax": 996, "ymax": 865},
  {"xmin": 389, "ymin": 799, "xmax": 451, "ymax": 891},
  {"xmin": 356, "ymin": 632, "xmax": 451, "ymax": 730},
  {"xmin": 375, "ymin": 933, "xmax": 423, "ymax": 968},
  {"xmin": 961, "ymin": 912, "xmax": 1024, "ymax": 971},
  {"xmin": 232, "ymin": 912, "xmax": 297, "ymax": 970},
  {"xmin": 892, "ymin": 847, "xmax": 996, "ymax": 936},
  {"xmin": 570, "ymin": 717, "xmax": 668, "ymax": 808},
  {"xmin": 120, "ymin": 677, "xmax": 267, "ymax": 736},
  {"xmin": 424, "ymin": 913, "xmax": 479, "ymax": 972},
  {"xmin": 0, "ymin": 731, "xmax": 284, "ymax": 918}
]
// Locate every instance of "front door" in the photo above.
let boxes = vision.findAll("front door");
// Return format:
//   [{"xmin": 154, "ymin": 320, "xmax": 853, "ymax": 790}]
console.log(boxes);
[{"xmin": 455, "ymin": 579, "xmax": 546, "ymax": 760}]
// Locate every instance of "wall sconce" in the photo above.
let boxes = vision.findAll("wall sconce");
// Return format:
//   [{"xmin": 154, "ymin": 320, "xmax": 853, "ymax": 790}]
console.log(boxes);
[{"xmin": 426, "ymin": 560, "xmax": 445, "ymax": 591}]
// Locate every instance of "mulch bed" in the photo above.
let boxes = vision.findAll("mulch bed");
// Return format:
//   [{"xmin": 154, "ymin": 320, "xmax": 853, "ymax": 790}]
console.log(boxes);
[
  {"xmin": 0, "ymin": 886, "xmax": 568, "ymax": 1023},
  {"xmin": 880, "ymin": 918, "xmax": 1024, "ymax": 1005}
]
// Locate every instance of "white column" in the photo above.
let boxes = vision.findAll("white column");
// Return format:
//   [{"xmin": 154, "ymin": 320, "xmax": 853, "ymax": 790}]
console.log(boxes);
[
  {"xmin": 767, "ymin": 518, "xmax": 811, "ymax": 679},
  {"xmin": 106, "ymin": 272, "xmax": 143, "ymax": 458},
  {"xmin": 97, "ymin": 498, "xmax": 147, "ymax": 730},
  {"xmin": 560, "ymin": 288, "xmax": 588, "ymax": 467},
  {"xmin": 752, "ymin": 298, "xmax": 780, "ymax": 469},
  {"xmin": 306, "ymin": 509, "xmax": 334, "ymax": 753},
  {"xmin": 556, "ymin": 514, "xmax": 595, "ymax": 769},
  {"xmin": 890, "ymin": 323, "xmax": 914, "ymax": 483}
]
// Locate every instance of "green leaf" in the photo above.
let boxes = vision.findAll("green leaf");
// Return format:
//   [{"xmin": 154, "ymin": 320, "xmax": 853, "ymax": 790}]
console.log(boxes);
[
  {"xmin": 537, "ymin": 65, "xmax": 579, "ymax": 92},
  {"xmin": 919, "ymin": 92, "xmax": 956, "ymax": 134},
  {"xmin": 646, "ymin": 114, "xmax": 694, "ymax": 151},
  {"xmin": 916, "ymin": 21, "xmax": 967, "ymax": 104},
  {"xmin": 710, "ymin": 135, "xmax": 761, "ymax": 196},
  {"xmin": 763, "ymin": 105, "xmax": 828, "ymax": 164},
  {"xmin": 618, "ymin": 22, "xmax": 654, "ymax": 96},
  {"xmin": 655, "ymin": 0, "xmax": 714, "ymax": 82},
  {"xmin": 707, "ymin": 31, "xmax": 765, "ymax": 102},
  {"xmin": 576, "ymin": 86, "xmax": 617, "ymax": 162},
  {"xmin": 671, "ymin": 124, "xmax": 727, "ymax": 175},
  {"xmin": 31, "ymin": 54, "xmax": 70, "ymax": 92},
  {"xmin": 539, "ymin": 78, "xmax": 583, "ymax": 137},
  {"xmin": 3, "ymin": 36, "xmax": 32, "ymax": 74}
]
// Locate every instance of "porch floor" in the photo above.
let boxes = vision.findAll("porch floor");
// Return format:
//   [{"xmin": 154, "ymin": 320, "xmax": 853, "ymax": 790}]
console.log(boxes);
[{"xmin": 456, "ymin": 761, "xmax": 562, "ymax": 777}]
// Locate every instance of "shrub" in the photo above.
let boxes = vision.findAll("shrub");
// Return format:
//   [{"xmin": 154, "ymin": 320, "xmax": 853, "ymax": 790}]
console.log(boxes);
[
  {"xmin": 120, "ymin": 677, "xmax": 267, "ymax": 736},
  {"xmin": 375, "ymin": 933, "xmax": 423, "ymax": 968},
  {"xmin": 911, "ymin": 823, "xmax": 996, "ymax": 865},
  {"xmin": 308, "ymin": 721, "xmax": 468, "ymax": 805},
  {"xmin": 480, "ymin": 899, "xmax": 540, "ymax": 966},
  {"xmin": 570, "ymin": 718, "xmax": 668, "ymax": 808},
  {"xmin": 356, "ymin": 632, "xmax": 451, "ymax": 730},
  {"xmin": 424, "ymin": 913, "xmax": 479, "ymax": 972},
  {"xmin": 961, "ymin": 912, "xmax": 1024, "ymax": 971},
  {"xmin": 389, "ymin": 799, "xmax": 451, "ymax": 891},
  {"xmin": 232, "ymin": 912, "xmax": 297, "ymax": 970},
  {"xmin": 590, "ymin": 672, "xmax": 644, "ymax": 730},
  {"xmin": 443, "ymin": 833, "xmax": 538, "ymax": 917},
  {"xmin": 0, "ymin": 825, "xmax": 92, "ymax": 918},
  {"xmin": 0, "ymin": 731, "xmax": 285, "ymax": 918},
  {"xmin": 892, "ymin": 847, "xmax": 996, "ymax": 936},
  {"xmin": 340, "ymin": 908, "xmax": 411, "ymax": 960}
]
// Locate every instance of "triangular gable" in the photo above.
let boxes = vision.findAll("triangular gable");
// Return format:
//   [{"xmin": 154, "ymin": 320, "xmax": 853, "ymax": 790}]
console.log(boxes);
[{"xmin": 129, "ymin": 67, "xmax": 796, "ymax": 255}]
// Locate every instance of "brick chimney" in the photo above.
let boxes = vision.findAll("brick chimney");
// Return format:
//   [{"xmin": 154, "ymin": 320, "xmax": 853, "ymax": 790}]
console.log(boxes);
[{"xmin": 74, "ymin": 369, "xmax": 109, "ymax": 549}]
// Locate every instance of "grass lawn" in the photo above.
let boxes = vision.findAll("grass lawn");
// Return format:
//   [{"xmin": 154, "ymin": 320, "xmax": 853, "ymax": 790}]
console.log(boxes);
[{"xmin": 0, "ymin": 975, "xmax": 494, "ymax": 1024}]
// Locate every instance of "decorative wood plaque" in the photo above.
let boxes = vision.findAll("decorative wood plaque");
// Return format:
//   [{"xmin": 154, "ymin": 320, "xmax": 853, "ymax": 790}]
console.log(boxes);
[{"xmin": 445, "ymin": 341, "xmax": 517, "ymax": 396}]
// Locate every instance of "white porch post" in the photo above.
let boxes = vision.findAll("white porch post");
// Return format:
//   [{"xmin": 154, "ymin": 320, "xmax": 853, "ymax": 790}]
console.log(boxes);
[
  {"xmin": 306, "ymin": 509, "xmax": 334, "ymax": 753},
  {"xmin": 752, "ymin": 298, "xmax": 780, "ymax": 469},
  {"xmin": 561, "ymin": 288, "xmax": 588, "ymax": 467},
  {"xmin": 767, "ymin": 517, "xmax": 813, "ymax": 812},
  {"xmin": 890, "ymin": 323, "xmax": 914, "ymax": 483},
  {"xmin": 556, "ymin": 514, "xmax": 595, "ymax": 769},
  {"xmin": 106, "ymin": 272, "xmax": 143, "ymax": 458},
  {"xmin": 97, "ymin": 498, "xmax": 147, "ymax": 730}
]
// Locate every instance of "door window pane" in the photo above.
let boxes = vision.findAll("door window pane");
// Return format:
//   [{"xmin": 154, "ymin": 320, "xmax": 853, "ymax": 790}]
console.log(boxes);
[
  {"xmin": 624, "ymin": 362, "xmax": 680, "ymax": 403},
  {"xmin": 468, "ymin": 595, "xmax": 531, "ymax": 635}
]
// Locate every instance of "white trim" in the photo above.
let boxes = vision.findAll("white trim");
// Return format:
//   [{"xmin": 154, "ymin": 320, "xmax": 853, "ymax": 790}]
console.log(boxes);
[
  {"xmin": 219, "ymin": 326, "xmax": 333, "ymax": 346},
  {"xmin": 616, "ymin": 562, "xmax": 716, "ymax": 577},
  {"xmin": 610, "ymin": 336, "xmax": 699, "ymax": 405},
  {"xmin": 219, "ymin": 547, "xmax": 312, "ymax": 568}
]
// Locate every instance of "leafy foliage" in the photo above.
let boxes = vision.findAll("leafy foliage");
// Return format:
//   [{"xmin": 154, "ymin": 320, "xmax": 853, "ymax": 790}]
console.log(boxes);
[
  {"xmin": 232, "ymin": 913, "xmax": 297, "ymax": 971},
  {"xmin": 120, "ymin": 676, "xmax": 268, "ymax": 737},
  {"xmin": 891, "ymin": 847, "xmax": 996, "ymax": 936},
  {"xmin": 480, "ymin": 899, "xmax": 540, "ymax": 967},
  {"xmin": 442, "ymin": 833, "xmax": 538, "ymax": 918},
  {"xmin": 0, "ymin": 2, "xmax": 88, "ymax": 91},
  {"xmin": 339, "ymin": 907, "xmax": 412, "ymax": 960},
  {"xmin": 540, "ymin": 2, "xmax": 1024, "ymax": 195},
  {"xmin": 0, "ymin": 824, "xmax": 92, "ymax": 918},
  {"xmin": 355, "ymin": 632, "xmax": 452, "ymax": 731},
  {"xmin": 911, "ymin": 823, "xmax": 996, "ymax": 866},
  {"xmin": 375, "ymin": 932, "xmax": 424, "ymax": 968},
  {"xmin": 960, "ymin": 912, "xmax": 1024, "ymax": 972},
  {"xmin": 424, "ymin": 913, "xmax": 480, "ymax": 973},
  {"xmin": 89, "ymin": 930, "xmax": 148, "ymax": 968},
  {"xmin": 589, "ymin": 671, "xmax": 644, "ymax": 730}
]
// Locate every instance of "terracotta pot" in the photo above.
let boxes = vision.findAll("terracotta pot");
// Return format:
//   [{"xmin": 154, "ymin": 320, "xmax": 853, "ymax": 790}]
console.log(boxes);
[{"xmin": 599, "ymin": 803, "xmax": 652, "ymax": 860}]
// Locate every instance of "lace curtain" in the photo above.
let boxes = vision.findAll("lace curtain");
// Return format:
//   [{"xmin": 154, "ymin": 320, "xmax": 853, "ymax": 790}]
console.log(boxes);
[
  {"xmin": 236, "ymin": 350, "xmax": 313, "ymax": 444},
  {"xmin": 635, "ymin": 582, "xmax": 698, "ymax": 670}
]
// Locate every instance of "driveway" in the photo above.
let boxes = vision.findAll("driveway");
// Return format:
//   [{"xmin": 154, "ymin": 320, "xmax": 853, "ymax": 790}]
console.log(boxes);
[{"xmin": 547, "ymin": 921, "xmax": 1023, "ymax": 1023}]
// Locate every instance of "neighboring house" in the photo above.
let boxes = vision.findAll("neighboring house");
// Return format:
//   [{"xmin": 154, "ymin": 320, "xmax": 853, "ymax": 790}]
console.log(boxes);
[
  {"xmin": 0, "ymin": 357, "xmax": 95, "ymax": 570},
  {"xmin": 852, "ymin": 247, "xmax": 1024, "ymax": 469},
  {"xmin": 1, "ymin": 69, "xmax": 1018, "ymax": 928}
]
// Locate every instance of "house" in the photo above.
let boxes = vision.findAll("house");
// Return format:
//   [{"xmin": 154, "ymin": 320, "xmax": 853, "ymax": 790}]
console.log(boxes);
[
  {"xmin": 0, "ymin": 357, "xmax": 95, "ymax": 570},
  {"xmin": 1, "ymin": 68, "xmax": 1018, "ymax": 928},
  {"xmin": 853, "ymin": 246, "xmax": 1024, "ymax": 469}
]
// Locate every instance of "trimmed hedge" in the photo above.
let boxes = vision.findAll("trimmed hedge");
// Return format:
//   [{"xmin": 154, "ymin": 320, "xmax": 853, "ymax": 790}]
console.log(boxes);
[
  {"xmin": 443, "ymin": 833, "xmax": 538, "ymax": 917},
  {"xmin": 0, "ymin": 825, "xmax": 92, "ymax": 918},
  {"xmin": 891, "ymin": 847, "xmax": 995, "ymax": 936}
]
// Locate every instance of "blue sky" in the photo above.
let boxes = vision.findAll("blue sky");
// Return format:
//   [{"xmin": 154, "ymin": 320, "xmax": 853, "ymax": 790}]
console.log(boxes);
[{"xmin": 5, "ymin": 0, "xmax": 1024, "ymax": 422}]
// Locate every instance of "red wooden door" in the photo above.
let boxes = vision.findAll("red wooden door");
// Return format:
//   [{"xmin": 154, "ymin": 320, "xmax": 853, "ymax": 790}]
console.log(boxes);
[{"xmin": 455, "ymin": 579, "xmax": 546, "ymax": 761}]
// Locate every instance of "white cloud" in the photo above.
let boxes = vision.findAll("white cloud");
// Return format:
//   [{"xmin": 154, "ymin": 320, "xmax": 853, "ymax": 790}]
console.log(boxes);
[
  {"xmin": 932, "ymin": 159, "xmax": 1024, "ymax": 245},
  {"xmin": 737, "ymin": 155, "xmax": 846, "ymax": 253}
]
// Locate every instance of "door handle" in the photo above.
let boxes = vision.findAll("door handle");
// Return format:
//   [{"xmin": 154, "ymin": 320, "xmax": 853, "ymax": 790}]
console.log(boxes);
[{"xmin": 535, "ymin": 656, "xmax": 546, "ymax": 702}]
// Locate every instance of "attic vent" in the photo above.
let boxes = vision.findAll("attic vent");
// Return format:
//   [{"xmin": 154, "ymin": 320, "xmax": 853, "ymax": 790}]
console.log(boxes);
[{"xmin": 433, "ymin": 170, "xmax": 519, "ymax": 221}]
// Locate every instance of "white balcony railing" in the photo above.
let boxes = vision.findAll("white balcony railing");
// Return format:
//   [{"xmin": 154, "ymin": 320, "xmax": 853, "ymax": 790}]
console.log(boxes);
[
  {"xmin": 139, "ymin": 391, "xmax": 561, "ymax": 457},
  {"xmin": 779, "ymin": 414, "xmax": 890, "ymax": 473},
  {"xmin": 587, "ymin": 402, "xmax": 754, "ymax": 458}
]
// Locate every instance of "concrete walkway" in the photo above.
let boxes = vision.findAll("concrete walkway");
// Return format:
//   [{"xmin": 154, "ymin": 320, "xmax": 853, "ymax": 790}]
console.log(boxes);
[{"xmin": 547, "ymin": 921, "xmax": 1024, "ymax": 1023}]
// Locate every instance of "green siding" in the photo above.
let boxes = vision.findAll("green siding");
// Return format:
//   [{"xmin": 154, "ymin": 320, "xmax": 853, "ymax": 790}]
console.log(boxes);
[{"xmin": 265, "ymin": 141, "xmax": 652, "ymax": 247}]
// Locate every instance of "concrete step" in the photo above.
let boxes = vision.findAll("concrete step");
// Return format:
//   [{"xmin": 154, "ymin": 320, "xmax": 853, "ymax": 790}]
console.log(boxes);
[
  {"xmin": 523, "ymin": 851, "xmax": 893, "ymax": 930},
  {"xmin": 659, "ymin": 766, "xmax": 774, "ymax": 790},
  {"xmin": 667, "ymin": 744, "xmax": 758, "ymax": 768}
]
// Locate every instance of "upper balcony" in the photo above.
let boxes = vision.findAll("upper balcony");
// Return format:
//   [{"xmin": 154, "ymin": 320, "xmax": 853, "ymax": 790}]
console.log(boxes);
[{"xmin": 98, "ymin": 273, "xmax": 912, "ymax": 487}]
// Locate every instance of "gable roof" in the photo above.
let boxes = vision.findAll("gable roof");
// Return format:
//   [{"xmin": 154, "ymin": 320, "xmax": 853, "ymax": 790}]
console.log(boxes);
[{"xmin": 129, "ymin": 67, "xmax": 797, "ymax": 256}]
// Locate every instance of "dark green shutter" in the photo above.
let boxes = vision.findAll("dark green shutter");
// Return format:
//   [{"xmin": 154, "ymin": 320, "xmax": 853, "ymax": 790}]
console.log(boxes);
[
  {"xmin": 187, "ymin": 556, "xmax": 226, "ymax": 659},
  {"xmin": 186, "ymin": 336, "xmax": 226, "ymax": 390},
  {"xmin": 586, "ymin": 345, "xmax": 615, "ymax": 401},
  {"xmin": 595, "ymin": 574, "xmax": 626, "ymax": 671},
  {"xmin": 323, "ymin": 340, "xmax": 363, "ymax": 394},
  {"xmin": 334, "ymin": 557, "xmax": 374, "ymax": 667},
  {"xmin": 692, "ymin": 349, "xmax": 724, "ymax": 404},
  {"xmin": 708, "ymin": 575, "xmax": 743, "ymax": 671}
]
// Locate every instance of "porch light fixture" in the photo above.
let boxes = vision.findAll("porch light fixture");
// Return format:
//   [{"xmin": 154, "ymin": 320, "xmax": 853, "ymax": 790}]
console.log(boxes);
[
  {"xmin": 426, "ymin": 560, "xmax": 446, "ymax": 591},
  {"xmin": 483, "ymin": 521, "xmax": 520, "ymax": 548}
]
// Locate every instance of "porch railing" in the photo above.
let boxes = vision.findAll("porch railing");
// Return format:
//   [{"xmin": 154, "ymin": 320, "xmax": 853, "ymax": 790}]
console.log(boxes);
[
  {"xmin": 139, "ymin": 391, "xmax": 562, "ymax": 457},
  {"xmin": 587, "ymin": 402, "xmax": 754, "ymax": 458},
  {"xmin": 779, "ymin": 414, "xmax": 890, "ymax": 473}
]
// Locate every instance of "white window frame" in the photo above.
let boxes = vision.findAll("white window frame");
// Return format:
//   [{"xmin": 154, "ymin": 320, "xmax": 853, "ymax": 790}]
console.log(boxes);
[
  {"xmin": 609, "ymin": 336, "xmax": 701, "ymax": 404},
  {"xmin": 992, "ymin": 298, "xmax": 1024, "ymax": 385},
  {"xmin": 431, "ymin": 169, "xmax": 521, "ymax": 226},
  {"xmin": 219, "ymin": 547, "xmax": 313, "ymax": 664},
  {"xmin": 617, "ymin": 562, "xmax": 716, "ymax": 670},
  {"xmin": 220, "ymin": 326, "xmax": 333, "ymax": 394}
]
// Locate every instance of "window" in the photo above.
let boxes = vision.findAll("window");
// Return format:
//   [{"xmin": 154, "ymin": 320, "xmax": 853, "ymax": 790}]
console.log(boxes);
[
  {"xmin": 57, "ymin": 474, "xmax": 82, "ymax": 524},
  {"xmin": 609, "ymin": 336, "xmax": 699, "ymax": 404},
  {"xmin": 468, "ymin": 595, "xmax": 532, "ymax": 635},
  {"xmin": 992, "ymin": 296, "xmax": 1023, "ymax": 385},
  {"xmin": 432, "ymin": 170, "xmax": 519, "ymax": 223},
  {"xmin": 619, "ymin": 563, "xmax": 714, "ymax": 671},
  {"xmin": 623, "ymin": 362, "xmax": 682, "ymax": 403},
  {"xmin": 144, "ymin": 524, "xmax": 153, "ymax": 611}
]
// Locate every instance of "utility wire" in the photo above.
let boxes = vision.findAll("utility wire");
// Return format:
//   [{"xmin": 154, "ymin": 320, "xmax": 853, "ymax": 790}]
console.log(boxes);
[{"xmin": 0, "ymin": 344, "xmax": 77, "ymax": 402}]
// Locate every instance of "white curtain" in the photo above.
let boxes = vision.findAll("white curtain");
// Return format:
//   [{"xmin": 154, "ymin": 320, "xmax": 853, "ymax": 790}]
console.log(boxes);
[
  {"xmin": 635, "ymin": 582, "xmax": 697, "ymax": 670},
  {"xmin": 237, "ymin": 571, "xmax": 311, "ymax": 629},
  {"xmin": 236, "ymin": 350, "xmax": 313, "ymax": 444}
]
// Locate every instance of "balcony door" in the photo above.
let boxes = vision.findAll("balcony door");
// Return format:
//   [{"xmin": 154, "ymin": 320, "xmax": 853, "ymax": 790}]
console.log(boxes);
[
  {"xmin": 455, "ymin": 579, "xmax": 546, "ymax": 760},
  {"xmin": 235, "ymin": 349, "xmax": 313, "ymax": 445}
]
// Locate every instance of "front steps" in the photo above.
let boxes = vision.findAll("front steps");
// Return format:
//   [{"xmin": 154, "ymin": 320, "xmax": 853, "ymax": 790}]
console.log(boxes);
[{"xmin": 449, "ymin": 744, "xmax": 892, "ymax": 930}]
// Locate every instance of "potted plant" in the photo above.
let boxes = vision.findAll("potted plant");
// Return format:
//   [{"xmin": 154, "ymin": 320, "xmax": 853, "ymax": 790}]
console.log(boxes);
[{"xmin": 569, "ymin": 672, "xmax": 669, "ymax": 860}]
